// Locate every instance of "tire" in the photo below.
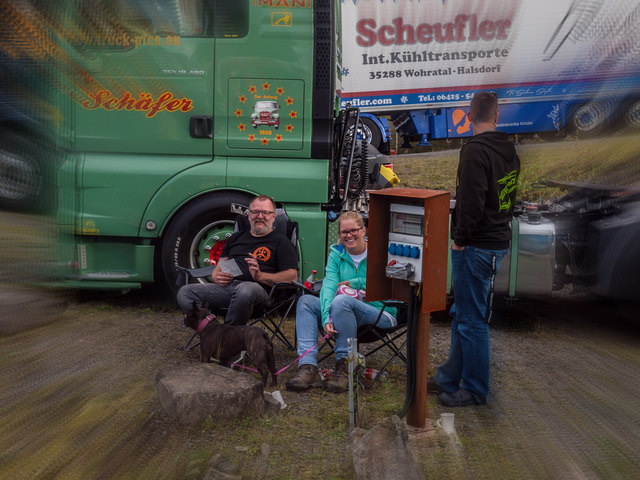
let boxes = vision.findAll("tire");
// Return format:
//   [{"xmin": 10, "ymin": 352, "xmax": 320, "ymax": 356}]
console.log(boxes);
[
  {"xmin": 0, "ymin": 131, "xmax": 44, "ymax": 211},
  {"xmin": 360, "ymin": 117, "xmax": 382, "ymax": 151},
  {"xmin": 623, "ymin": 99, "xmax": 640, "ymax": 129},
  {"xmin": 160, "ymin": 191, "xmax": 253, "ymax": 295},
  {"xmin": 536, "ymin": 129, "xmax": 566, "ymax": 142},
  {"xmin": 568, "ymin": 102, "xmax": 608, "ymax": 137}
]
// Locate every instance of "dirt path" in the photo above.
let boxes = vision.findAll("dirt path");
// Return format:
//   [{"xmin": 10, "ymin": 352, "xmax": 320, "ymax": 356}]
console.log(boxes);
[
  {"xmin": 0, "ymin": 287, "xmax": 639, "ymax": 479},
  {"xmin": 421, "ymin": 297, "xmax": 640, "ymax": 479}
]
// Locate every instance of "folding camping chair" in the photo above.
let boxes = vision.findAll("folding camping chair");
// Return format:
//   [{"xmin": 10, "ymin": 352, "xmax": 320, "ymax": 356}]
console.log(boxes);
[
  {"xmin": 356, "ymin": 300, "xmax": 409, "ymax": 378},
  {"xmin": 177, "ymin": 207, "xmax": 302, "ymax": 351},
  {"xmin": 317, "ymin": 300, "xmax": 409, "ymax": 381}
]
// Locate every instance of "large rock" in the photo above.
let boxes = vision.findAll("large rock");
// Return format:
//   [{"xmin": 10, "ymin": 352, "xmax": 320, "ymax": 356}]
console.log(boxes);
[
  {"xmin": 156, "ymin": 363, "xmax": 266, "ymax": 425},
  {"xmin": 351, "ymin": 415, "xmax": 424, "ymax": 480}
]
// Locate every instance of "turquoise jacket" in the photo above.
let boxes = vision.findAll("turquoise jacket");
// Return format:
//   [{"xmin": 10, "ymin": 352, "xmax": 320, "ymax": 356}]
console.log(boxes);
[{"xmin": 319, "ymin": 243, "xmax": 397, "ymax": 327}]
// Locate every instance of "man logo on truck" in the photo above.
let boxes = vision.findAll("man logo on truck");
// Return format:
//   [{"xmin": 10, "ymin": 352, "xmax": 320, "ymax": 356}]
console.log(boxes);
[
  {"xmin": 251, "ymin": 100, "xmax": 281, "ymax": 129},
  {"xmin": 451, "ymin": 109, "xmax": 471, "ymax": 135}
]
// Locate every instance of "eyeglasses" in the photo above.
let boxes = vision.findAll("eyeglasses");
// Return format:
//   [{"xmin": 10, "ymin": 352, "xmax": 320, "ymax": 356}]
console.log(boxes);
[
  {"xmin": 248, "ymin": 209, "xmax": 275, "ymax": 217},
  {"xmin": 339, "ymin": 227, "xmax": 362, "ymax": 237}
]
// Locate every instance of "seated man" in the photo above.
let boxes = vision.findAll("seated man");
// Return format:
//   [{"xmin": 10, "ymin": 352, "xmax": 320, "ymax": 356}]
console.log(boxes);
[{"xmin": 177, "ymin": 195, "xmax": 298, "ymax": 325}]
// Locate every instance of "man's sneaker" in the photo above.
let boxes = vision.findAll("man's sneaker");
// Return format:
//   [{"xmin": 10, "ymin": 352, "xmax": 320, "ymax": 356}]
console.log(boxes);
[
  {"xmin": 427, "ymin": 376, "xmax": 442, "ymax": 395},
  {"xmin": 325, "ymin": 358, "xmax": 349, "ymax": 394},
  {"xmin": 438, "ymin": 389, "xmax": 486, "ymax": 407},
  {"xmin": 285, "ymin": 364, "xmax": 324, "ymax": 391}
]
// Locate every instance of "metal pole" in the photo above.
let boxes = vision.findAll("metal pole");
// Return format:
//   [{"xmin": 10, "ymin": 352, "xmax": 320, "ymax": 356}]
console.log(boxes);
[{"xmin": 347, "ymin": 337, "xmax": 358, "ymax": 431}]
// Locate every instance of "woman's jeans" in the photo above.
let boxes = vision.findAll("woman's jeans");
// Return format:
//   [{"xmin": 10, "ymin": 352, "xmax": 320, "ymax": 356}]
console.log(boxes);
[
  {"xmin": 295, "ymin": 294, "xmax": 395, "ymax": 366},
  {"xmin": 435, "ymin": 246, "xmax": 506, "ymax": 402}
]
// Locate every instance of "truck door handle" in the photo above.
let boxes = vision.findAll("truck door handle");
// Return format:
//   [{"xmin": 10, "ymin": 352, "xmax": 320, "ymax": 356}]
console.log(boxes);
[{"xmin": 189, "ymin": 115, "xmax": 212, "ymax": 139}]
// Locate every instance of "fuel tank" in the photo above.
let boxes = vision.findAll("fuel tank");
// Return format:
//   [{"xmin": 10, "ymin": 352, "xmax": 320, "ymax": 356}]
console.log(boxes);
[{"xmin": 495, "ymin": 214, "xmax": 556, "ymax": 296}]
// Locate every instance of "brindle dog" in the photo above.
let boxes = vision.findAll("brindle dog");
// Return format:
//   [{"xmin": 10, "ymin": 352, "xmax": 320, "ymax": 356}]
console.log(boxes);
[{"xmin": 184, "ymin": 301, "xmax": 277, "ymax": 387}]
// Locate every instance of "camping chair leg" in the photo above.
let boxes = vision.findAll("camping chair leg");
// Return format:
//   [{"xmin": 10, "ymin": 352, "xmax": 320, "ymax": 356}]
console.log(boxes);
[
  {"xmin": 271, "ymin": 298, "xmax": 297, "ymax": 350},
  {"xmin": 372, "ymin": 338, "xmax": 407, "ymax": 383},
  {"xmin": 183, "ymin": 331, "xmax": 200, "ymax": 351},
  {"xmin": 362, "ymin": 330, "xmax": 407, "ymax": 361},
  {"xmin": 260, "ymin": 313, "xmax": 295, "ymax": 350},
  {"xmin": 318, "ymin": 336, "xmax": 336, "ymax": 363},
  {"xmin": 250, "ymin": 299, "xmax": 296, "ymax": 350}
]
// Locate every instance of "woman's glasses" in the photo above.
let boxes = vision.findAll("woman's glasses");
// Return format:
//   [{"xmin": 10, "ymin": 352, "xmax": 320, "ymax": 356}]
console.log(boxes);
[{"xmin": 339, "ymin": 227, "xmax": 362, "ymax": 237}]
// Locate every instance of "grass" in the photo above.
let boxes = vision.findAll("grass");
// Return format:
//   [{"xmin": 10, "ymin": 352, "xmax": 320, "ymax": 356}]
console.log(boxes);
[{"xmin": 391, "ymin": 132, "xmax": 640, "ymax": 202}]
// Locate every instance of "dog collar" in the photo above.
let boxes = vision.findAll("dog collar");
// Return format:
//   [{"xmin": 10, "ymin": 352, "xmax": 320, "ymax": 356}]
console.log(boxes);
[{"xmin": 196, "ymin": 314, "xmax": 216, "ymax": 334}]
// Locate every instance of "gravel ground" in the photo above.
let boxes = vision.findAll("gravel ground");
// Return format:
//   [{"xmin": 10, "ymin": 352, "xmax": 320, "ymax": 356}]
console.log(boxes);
[{"xmin": 0, "ymin": 285, "xmax": 639, "ymax": 479}]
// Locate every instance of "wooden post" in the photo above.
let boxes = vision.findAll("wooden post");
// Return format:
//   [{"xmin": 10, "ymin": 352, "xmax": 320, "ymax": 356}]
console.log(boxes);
[{"xmin": 406, "ymin": 311, "xmax": 430, "ymax": 428}]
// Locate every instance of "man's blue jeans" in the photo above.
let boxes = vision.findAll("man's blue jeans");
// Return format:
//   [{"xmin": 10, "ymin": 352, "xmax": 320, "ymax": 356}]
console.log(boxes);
[
  {"xmin": 295, "ymin": 294, "xmax": 395, "ymax": 366},
  {"xmin": 434, "ymin": 246, "xmax": 506, "ymax": 402}
]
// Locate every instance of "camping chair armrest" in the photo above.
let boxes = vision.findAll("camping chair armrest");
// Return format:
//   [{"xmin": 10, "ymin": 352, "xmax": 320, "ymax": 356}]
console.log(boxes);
[
  {"xmin": 175, "ymin": 265, "xmax": 215, "ymax": 286},
  {"xmin": 266, "ymin": 281, "xmax": 300, "ymax": 300},
  {"xmin": 291, "ymin": 280, "xmax": 317, "ymax": 296},
  {"xmin": 372, "ymin": 300, "xmax": 406, "ymax": 327}
]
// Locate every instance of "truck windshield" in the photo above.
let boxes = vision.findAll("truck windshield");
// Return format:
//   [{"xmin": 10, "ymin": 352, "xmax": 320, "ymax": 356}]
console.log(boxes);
[
  {"xmin": 255, "ymin": 101, "xmax": 278, "ymax": 109},
  {"xmin": 74, "ymin": 0, "xmax": 249, "ymax": 41}
]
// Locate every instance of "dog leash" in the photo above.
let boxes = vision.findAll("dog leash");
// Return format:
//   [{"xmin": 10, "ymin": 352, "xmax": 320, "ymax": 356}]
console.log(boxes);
[{"xmin": 228, "ymin": 333, "xmax": 331, "ymax": 375}]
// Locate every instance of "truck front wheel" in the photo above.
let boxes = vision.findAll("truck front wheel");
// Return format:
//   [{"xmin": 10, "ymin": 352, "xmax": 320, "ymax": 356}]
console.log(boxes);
[
  {"xmin": 160, "ymin": 191, "xmax": 252, "ymax": 296},
  {"xmin": 360, "ymin": 117, "xmax": 382, "ymax": 151},
  {"xmin": 0, "ymin": 131, "xmax": 44, "ymax": 211}
]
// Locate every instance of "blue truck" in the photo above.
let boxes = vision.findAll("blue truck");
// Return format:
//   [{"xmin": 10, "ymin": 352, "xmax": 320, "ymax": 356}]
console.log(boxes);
[{"xmin": 339, "ymin": 0, "xmax": 640, "ymax": 150}]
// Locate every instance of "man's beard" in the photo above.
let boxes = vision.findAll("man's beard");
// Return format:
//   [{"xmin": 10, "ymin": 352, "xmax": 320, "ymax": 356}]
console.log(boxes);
[{"xmin": 252, "ymin": 222, "xmax": 270, "ymax": 236}]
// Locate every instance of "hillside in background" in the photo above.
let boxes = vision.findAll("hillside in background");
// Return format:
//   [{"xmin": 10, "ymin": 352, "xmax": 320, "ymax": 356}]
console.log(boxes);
[{"xmin": 392, "ymin": 133, "xmax": 640, "ymax": 202}]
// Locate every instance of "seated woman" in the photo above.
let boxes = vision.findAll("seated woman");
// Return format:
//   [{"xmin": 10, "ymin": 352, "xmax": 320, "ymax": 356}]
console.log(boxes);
[{"xmin": 286, "ymin": 211, "xmax": 397, "ymax": 393}]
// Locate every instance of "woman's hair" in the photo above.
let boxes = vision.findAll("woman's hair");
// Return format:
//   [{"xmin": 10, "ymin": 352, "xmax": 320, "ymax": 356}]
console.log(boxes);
[{"xmin": 337, "ymin": 211, "xmax": 365, "ymax": 230}]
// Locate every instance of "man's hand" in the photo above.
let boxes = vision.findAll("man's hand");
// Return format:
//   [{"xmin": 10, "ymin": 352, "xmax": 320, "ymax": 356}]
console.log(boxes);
[
  {"xmin": 245, "ymin": 253, "xmax": 262, "ymax": 282},
  {"xmin": 451, "ymin": 241, "xmax": 466, "ymax": 251},
  {"xmin": 246, "ymin": 252, "xmax": 296, "ymax": 286},
  {"xmin": 211, "ymin": 261, "xmax": 233, "ymax": 286}
]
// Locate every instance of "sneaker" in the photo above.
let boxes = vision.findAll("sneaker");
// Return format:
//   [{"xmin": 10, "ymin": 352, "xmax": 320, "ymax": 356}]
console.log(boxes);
[
  {"xmin": 325, "ymin": 358, "xmax": 349, "ymax": 394},
  {"xmin": 285, "ymin": 364, "xmax": 324, "ymax": 391},
  {"xmin": 438, "ymin": 389, "xmax": 485, "ymax": 407}
]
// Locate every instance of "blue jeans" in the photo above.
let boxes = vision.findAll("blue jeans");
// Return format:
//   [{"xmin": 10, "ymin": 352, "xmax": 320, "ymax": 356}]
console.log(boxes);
[
  {"xmin": 434, "ymin": 246, "xmax": 506, "ymax": 402},
  {"xmin": 295, "ymin": 294, "xmax": 395, "ymax": 366}
]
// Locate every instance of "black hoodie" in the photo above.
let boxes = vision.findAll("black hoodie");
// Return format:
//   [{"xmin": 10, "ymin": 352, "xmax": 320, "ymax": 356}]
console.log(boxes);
[{"xmin": 451, "ymin": 130, "xmax": 520, "ymax": 249}]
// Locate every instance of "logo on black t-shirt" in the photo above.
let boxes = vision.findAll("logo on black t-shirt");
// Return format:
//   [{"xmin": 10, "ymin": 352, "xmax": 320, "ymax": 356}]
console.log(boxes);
[{"xmin": 253, "ymin": 246, "xmax": 271, "ymax": 262}]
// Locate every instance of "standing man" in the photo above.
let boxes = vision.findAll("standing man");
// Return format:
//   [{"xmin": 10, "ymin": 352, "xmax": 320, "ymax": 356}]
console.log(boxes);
[
  {"xmin": 430, "ymin": 91, "xmax": 520, "ymax": 407},
  {"xmin": 177, "ymin": 195, "xmax": 298, "ymax": 325}
]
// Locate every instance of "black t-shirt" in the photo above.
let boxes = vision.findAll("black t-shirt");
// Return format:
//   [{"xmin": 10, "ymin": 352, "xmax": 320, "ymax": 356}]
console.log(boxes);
[{"xmin": 220, "ymin": 229, "xmax": 298, "ymax": 284}]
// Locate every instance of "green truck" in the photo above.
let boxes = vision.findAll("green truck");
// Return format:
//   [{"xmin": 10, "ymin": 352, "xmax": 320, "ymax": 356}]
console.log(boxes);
[{"xmin": 16, "ymin": 0, "xmax": 369, "ymax": 294}]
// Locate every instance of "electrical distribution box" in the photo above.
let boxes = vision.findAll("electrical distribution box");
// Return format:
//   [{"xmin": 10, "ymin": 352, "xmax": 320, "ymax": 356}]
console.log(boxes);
[
  {"xmin": 387, "ymin": 204, "xmax": 425, "ymax": 282},
  {"xmin": 366, "ymin": 187, "xmax": 450, "ymax": 314}
]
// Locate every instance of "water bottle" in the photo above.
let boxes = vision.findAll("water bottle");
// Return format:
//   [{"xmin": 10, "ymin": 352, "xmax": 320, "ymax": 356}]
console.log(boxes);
[
  {"xmin": 304, "ymin": 269, "xmax": 317, "ymax": 290},
  {"xmin": 361, "ymin": 368, "xmax": 389, "ymax": 381}
]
